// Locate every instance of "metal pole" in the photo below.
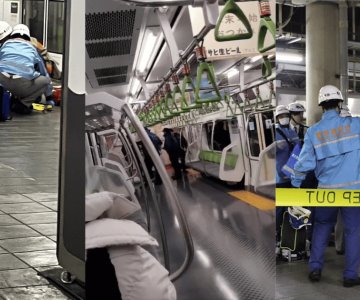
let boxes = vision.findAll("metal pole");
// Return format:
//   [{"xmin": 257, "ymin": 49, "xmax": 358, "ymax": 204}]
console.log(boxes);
[
  {"xmin": 352, "ymin": 5, "xmax": 356, "ymax": 93},
  {"xmin": 122, "ymin": 103, "xmax": 194, "ymax": 281},
  {"xmin": 339, "ymin": 0, "xmax": 348, "ymax": 104},
  {"xmin": 120, "ymin": 123, "xmax": 171, "ymax": 272}
]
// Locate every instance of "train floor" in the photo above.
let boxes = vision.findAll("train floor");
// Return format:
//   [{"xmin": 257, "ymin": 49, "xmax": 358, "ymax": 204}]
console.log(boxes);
[
  {"xmin": 276, "ymin": 247, "xmax": 360, "ymax": 299},
  {"xmin": 0, "ymin": 108, "xmax": 69, "ymax": 299},
  {"xmin": 150, "ymin": 173, "xmax": 275, "ymax": 300}
]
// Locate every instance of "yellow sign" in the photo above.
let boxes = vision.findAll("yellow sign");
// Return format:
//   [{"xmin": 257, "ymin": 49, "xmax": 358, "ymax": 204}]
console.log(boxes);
[{"xmin": 276, "ymin": 188, "xmax": 360, "ymax": 207}]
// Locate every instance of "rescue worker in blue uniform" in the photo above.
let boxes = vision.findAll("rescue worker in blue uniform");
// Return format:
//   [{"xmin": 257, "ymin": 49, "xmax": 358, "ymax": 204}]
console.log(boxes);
[
  {"xmin": 0, "ymin": 24, "xmax": 52, "ymax": 113},
  {"xmin": 291, "ymin": 85, "xmax": 360, "ymax": 287},
  {"xmin": 275, "ymin": 105, "xmax": 299, "ymax": 246},
  {"xmin": 288, "ymin": 102, "xmax": 308, "ymax": 143}
]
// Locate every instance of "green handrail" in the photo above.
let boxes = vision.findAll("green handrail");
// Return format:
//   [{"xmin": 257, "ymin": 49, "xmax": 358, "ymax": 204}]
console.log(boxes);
[
  {"xmin": 258, "ymin": 0, "xmax": 275, "ymax": 53},
  {"xmin": 163, "ymin": 87, "xmax": 174, "ymax": 119},
  {"xmin": 171, "ymin": 84, "xmax": 184, "ymax": 115},
  {"xmin": 181, "ymin": 75, "xmax": 201, "ymax": 110},
  {"xmin": 262, "ymin": 55, "xmax": 272, "ymax": 77},
  {"xmin": 195, "ymin": 61, "xmax": 222, "ymax": 104},
  {"xmin": 255, "ymin": 86, "xmax": 265, "ymax": 109},
  {"xmin": 215, "ymin": 0, "xmax": 253, "ymax": 42},
  {"xmin": 224, "ymin": 94, "xmax": 235, "ymax": 117}
]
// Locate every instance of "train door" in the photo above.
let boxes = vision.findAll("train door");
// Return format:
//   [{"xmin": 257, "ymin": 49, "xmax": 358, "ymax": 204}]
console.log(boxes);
[
  {"xmin": 245, "ymin": 109, "xmax": 275, "ymax": 198},
  {"xmin": 22, "ymin": 0, "xmax": 65, "ymax": 52}
]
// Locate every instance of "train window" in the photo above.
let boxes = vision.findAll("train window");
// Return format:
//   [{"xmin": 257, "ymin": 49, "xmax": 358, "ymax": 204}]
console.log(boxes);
[
  {"xmin": 47, "ymin": 0, "xmax": 65, "ymax": 53},
  {"xmin": 247, "ymin": 115, "xmax": 261, "ymax": 157},
  {"xmin": 213, "ymin": 120, "xmax": 231, "ymax": 152},
  {"xmin": 261, "ymin": 111, "xmax": 275, "ymax": 147},
  {"xmin": 23, "ymin": 0, "xmax": 45, "ymax": 43}
]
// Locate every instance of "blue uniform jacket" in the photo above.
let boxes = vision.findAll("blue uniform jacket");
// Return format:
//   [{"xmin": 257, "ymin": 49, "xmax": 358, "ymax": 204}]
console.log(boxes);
[
  {"xmin": 292, "ymin": 110, "xmax": 360, "ymax": 189},
  {"xmin": 0, "ymin": 39, "xmax": 50, "ymax": 79},
  {"xmin": 276, "ymin": 124, "xmax": 299, "ymax": 184}
]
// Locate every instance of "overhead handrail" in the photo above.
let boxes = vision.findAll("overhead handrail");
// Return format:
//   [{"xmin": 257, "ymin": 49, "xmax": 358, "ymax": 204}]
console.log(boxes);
[
  {"xmin": 122, "ymin": 103, "xmax": 194, "ymax": 282},
  {"xmin": 140, "ymin": 20, "xmax": 215, "ymax": 113},
  {"xmin": 214, "ymin": 0, "xmax": 253, "ymax": 42}
]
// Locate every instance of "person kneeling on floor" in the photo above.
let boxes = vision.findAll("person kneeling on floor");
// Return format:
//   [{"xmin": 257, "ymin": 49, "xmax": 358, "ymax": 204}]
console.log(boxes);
[{"xmin": 0, "ymin": 24, "xmax": 52, "ymax": 114}]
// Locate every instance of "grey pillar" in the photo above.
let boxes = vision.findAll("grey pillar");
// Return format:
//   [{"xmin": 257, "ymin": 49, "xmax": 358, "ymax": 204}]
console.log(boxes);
[{"xmin": 306, "ymin": 2, "xmax": 340, "ymax": 126}]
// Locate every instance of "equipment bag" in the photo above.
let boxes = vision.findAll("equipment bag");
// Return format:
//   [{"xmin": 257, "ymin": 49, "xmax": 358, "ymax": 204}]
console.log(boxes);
[
  {"xmin": 0, "ymin": 85, "xmax": 11, "ymax": 121},
  {"xmin": 280, "ymin": 211, "xmax": 307, "ymax": 253},
  {"xmin": 281, "ymin": 143, "xmax": 302, "ymax": 178}
]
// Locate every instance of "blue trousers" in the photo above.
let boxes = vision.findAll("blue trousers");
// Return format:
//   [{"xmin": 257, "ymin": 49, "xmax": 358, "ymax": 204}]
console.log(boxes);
[{"xmin": 309, "ymin": 207, "xmax": 360, "ymax": 279}]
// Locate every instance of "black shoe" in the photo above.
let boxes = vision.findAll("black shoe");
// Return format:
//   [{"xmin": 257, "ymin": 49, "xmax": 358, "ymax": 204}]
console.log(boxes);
[
  {"xmin": 343, "ymin": 277, "xmax": 360, "ymax": 288},
  {"xmin": 309, "ymin": 269, "xmax": 321, "ymax": 282},
  {"xmin": 336, "ymin": 250, "xmax": 345, "ymax": 255}
]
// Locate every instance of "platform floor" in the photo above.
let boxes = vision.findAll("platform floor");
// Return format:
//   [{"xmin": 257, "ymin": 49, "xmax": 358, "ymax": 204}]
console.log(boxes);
[
  {"xmin": 276, "ymin": 247, "xmax": 360, "ymax": 300},
  {"xmin": 0, "ymin": 109, "xmax": 69, "ymax": 299}
]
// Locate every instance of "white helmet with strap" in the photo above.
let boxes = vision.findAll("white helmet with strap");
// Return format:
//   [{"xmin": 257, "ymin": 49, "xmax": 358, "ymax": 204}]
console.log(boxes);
[
  {"xmin": 318, "ymin": 85, "xmax": 343, "ymax": 106},
  {"xmin": 288, "ymin": 102, "xmax": 305, "ymax": 113},
  {"xmin": 275, "ymin": 105, "xmax": 289, "ymax": 117},
  {"xmin": 0, "ymin": 21, "xmax": 12, "ymax": 41},
  {"xmin": 11, "ymin": 24, "xmax": 30, "ymax": 39}
]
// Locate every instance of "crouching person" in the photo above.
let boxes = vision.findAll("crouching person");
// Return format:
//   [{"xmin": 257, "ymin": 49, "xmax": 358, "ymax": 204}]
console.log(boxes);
[{"xmin": 0, "ymin": 24, "xmax": 52, "ymax": 114}]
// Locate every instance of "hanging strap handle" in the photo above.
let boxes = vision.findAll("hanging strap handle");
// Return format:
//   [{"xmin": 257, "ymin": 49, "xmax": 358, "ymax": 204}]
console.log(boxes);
[
  {"xmin": 214, "ymin": 0, "xmax": 253, "ymax": 42},
  {"xmin": 258, "ymin": 0, "xmax": 275, "ymax": 53}
]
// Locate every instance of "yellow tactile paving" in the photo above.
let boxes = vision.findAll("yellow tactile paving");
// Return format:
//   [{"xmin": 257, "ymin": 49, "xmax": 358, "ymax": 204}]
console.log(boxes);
[{"xmin": 228, "ymin": 190, "xmax": 275, "ymax": 211}]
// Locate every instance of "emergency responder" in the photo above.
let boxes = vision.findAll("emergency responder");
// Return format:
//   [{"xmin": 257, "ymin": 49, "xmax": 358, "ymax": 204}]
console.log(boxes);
[
  {"xmin": 288, "ymin": 102, "xmax": 308, "ymax": 142},
  {"xmin": 275, "ymin": 105, "xmax": 299, "ymax": 249},
  {"xmin": 291, "ymin": 85, "xmax": 360, "ymax": 287},
  {"xmin": 0, "ymin": 24, "xmax": 52, "ymax": 113}
]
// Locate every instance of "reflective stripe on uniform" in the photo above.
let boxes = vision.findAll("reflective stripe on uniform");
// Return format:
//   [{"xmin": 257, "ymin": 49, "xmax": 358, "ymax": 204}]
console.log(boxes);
[
  {"xmin": 318, "ymin": 180, "xmax": 360, "ymax": 189},
  {"xmin": 1, "ymin": 72, "xmax": 22, "ymax": 79},
  {"xmin": 282, "ymin": 165, "xmax": 295, "ymax": 175},
  {"xmin": 314, "ymin": 134, "xmax": 359, "ymax": 149}
]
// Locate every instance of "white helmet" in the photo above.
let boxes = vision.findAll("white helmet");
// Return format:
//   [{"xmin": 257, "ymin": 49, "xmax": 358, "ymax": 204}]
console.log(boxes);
[
  {"xmin": 318, "ymin": 85, "xmax": 343, "ymax": 105},
  {"xmin": 0, "ymin": 21, "xmax": 12, "ymax": 41},
  {"xmin": 288, "ymin": 102, "xmax": 305, "ymax": 113},
  {"xmin": 275, "ymin": 105, "xmax": 289, "ymax": 117},
  {"xmin": 340, "ymin": 104, "xmax": 352, "ymax": 117},
  {"xmin": 11, "ymin": 24, "xmax": 30, "ymax": 39}
]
